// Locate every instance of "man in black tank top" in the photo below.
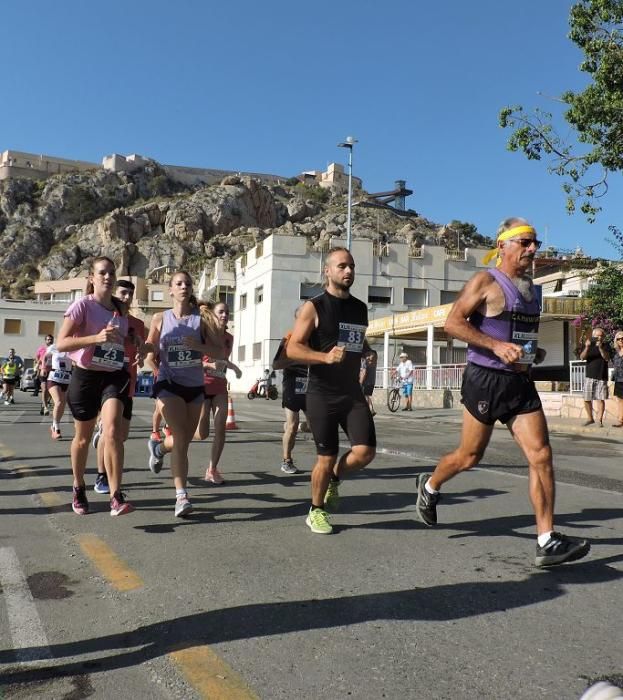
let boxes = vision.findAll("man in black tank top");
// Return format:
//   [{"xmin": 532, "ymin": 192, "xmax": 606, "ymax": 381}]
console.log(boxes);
[{"xmin": 287, "ymin": 247, "xmax": 376, "ymax": 535}]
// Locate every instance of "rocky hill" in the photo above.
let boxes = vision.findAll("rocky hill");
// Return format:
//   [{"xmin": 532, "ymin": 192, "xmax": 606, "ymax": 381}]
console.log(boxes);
[{"xmin": 0, "ymin": 161, "xmax": 493, "ymax": 297}]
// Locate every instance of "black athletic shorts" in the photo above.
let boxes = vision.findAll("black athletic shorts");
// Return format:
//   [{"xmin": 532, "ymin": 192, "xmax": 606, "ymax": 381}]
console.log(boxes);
[
  {"xmin": 305, "ymin": 392, "xmax": 376, "ymax": 456},
  {"xmin": 68, "ymin": 366, "xmax": 131, "ymax": 422},
  {"xmin": 461, "ymin": 362, "xmax": 542, "ymax": 426},
  {"xmin": 282, "ymin": 387, "xmax": 306, "ymax": 413},
  {"xmin": 122, "ymin": 395, "xmax": 133, "ymax": 421},
  {"xmin": 153, "ymin": 380, "xmax": 205, "ymax": 404}
]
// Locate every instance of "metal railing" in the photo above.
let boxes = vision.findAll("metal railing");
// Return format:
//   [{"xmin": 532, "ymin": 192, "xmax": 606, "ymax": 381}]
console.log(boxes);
[
  {"xmin": 409, "ymin": 246, "xmax": 423, "ymax": 259},
  {"xmin": 375, "ymin": 363, "xmax": 465, "ymax": 390},
  {"xmin": 569, "ymin": 360, "xmax": 586, "ymax": 393},
  {"xmin": 445, "ymin": 249, "xmax": 466, "ymax": 262}
]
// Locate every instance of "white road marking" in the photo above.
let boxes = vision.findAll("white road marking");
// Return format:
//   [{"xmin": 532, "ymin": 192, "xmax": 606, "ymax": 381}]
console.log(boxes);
[
  {"xmin": 0, "ymin": 409, "xmax": 27, "ymax": 425},
  {"xmin": 0, "ymin": 547, "xmax": 52, "ymax": 662}
]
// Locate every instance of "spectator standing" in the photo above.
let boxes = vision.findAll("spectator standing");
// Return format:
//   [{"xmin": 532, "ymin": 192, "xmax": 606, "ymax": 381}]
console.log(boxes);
[
  {"xmin": 611, "ymin": 331, "xmax": 623, "ymax": 428},
  {"xmin": 395, "ymin": 352, "xmax": 414, "ymax": 411},
  {"xmin": 579, "ymin": 327, "xmax": 612, "ymax": 427}
]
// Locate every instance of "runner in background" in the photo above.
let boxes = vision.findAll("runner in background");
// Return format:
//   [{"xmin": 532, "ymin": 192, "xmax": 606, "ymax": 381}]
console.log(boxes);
[
  {"xmin": 93, "ymin": 280, "xmax": 146, "ymax": 495},
  {"xmin": 44, "ymin": 343, "xmax": 72, "ymax": 439},
  {"xmin": 273, "ymin": 306, "xmax": 309, "ymax": 474},
  {"xmin": 194, "ymin": 301, "xmax": 241, "ymax": 485}
]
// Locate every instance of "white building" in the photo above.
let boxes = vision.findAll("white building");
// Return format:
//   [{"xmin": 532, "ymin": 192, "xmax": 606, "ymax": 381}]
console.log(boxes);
[
  {"xmin": 226, "ymin": 234, "xmax": 493, "ymax": 392},
  {"xmin": 0, "ymin": 299, "xmax": 68, "ymax": 365}
]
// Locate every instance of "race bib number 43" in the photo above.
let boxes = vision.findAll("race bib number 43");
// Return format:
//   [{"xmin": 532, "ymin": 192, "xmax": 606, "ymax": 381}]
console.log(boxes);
[{"xmin": 337, "ymin": 323, "xmax": 366, "ymax": 353}]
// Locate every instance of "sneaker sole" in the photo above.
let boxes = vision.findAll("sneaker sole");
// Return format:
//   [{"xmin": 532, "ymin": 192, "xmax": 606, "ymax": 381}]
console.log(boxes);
[
  {"xmin": 94, "ymin": 487, "xmax": 110, "ymax": 494},
  {"xmin": 110, "ymin": 505, "xmax": 135, "ymax": 517},
  {"xmin": 535, "ymin": 541, "xmax": 591, "ymax": 567},
  {"xmin": 415, "ymin": 475, "xmax": 436, "ymax": 527},
  {"xmin": 281, "ymin": 467, "xmax": 298, "ymax": 474},
  {"xmin": 148, "ymin": 460, "xmax": 163, "ymax": 474},
  {"xmin": 175, "ymin": 503, "xmax": 194, "ymax": 518},
  {"xmin": 305, "ymin": 515, "xmax": 333, "ymax": 535},
  {"xmin": 72, "ymin": 504, "xmax": 89, "ymax": 515}
]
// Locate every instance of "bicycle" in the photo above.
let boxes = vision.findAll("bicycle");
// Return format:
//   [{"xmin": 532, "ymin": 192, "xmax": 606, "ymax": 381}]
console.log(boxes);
[{"xmin": 387, "ymin": 378, "xmax": 402, "ymax": 412}]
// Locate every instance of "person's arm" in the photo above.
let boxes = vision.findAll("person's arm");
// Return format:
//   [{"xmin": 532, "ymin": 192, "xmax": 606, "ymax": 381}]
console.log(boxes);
[
  {"xmin": 444, "ymin": 272, "xmax": 525, "ymax": 365},
  {"xmin": 578, "ymin": 338, "xmax": 592, "ymax": 361},
  {"xmin": 183, "ymin": 319, "xmax": 227, "ymax": 359},
  {"xmin": 144, "ymin": 313, "xmax": 163, "ymax": 373},
  {"xmin": 56, "ymin": 315, "xmax": 119, "ymax": 353},
  {"xmin": 599, "ymin": 342, "xmax": 612, "ymax": 362},
  {"xmin": 273, "ymin": 337, "xmax": 292, "ymax": 370},
  {"xmin": 286, "ymin": 301, "xmax": 345, "ymax": 365}
]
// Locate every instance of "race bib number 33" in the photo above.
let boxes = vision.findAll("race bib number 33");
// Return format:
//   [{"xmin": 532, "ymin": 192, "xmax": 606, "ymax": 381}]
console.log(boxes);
[{"xmin": 337, "ymin": 323, "xmax": 366, "ymax": 353}]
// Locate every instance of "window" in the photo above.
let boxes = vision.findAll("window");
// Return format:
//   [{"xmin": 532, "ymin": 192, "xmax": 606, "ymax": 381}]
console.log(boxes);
[
  {"xmin": 300, "ymin": 282, "xmax": 324, "ymax": 300},
  {"xmin": 150, "ymin": 290, "xmax": 164, "ymax": 301},
  {"xmin": 403, "ymin": 288, "xmax": 427, "ymax": 307},
  {"xmin": 256, "ymin": 241, "xmax": 263, "ymax": 258},
  {"xmin": 238, "ymin": 345, "xmax": 246, "ymax": 362},
  {"xmin": 252, "ymin": 342, "xmax": 262, "ymax": 360},
  {"xmin": 440, "ymin": 290, "xmax": 459, "ymax": 305},
  {"xmin": 368, "ymin": 286, "xmax": 392, "ymax": 305},
  {"xmin": 38, "ymin": 320, "xmax": 55, "ymax": 336},
  {"xmin": 554, "ymin": 279, "xmax": 563, "ymax": 293},
  {"xmin": 4, "ymin": 319, "xmax": 22, "ymax": 334},
  {"xmin": 254, "ymin": 286, "xmax": 264, "ymax": 304},
  {"xmin": 240, "ymin": 293, "xmax": 247, "ymax": 311}
]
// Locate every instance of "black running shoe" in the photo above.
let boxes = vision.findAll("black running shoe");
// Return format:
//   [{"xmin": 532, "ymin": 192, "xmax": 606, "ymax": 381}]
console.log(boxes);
[
  {"xmin": 415, "ymin": 472, "xmax": 440, "ymax": 526},
  {"xmin": 535, "ymin": 532, "xmax": 590, "ymax": 567}
]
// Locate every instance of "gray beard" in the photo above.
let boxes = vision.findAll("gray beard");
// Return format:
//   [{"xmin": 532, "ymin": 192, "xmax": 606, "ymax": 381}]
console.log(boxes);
[{"xmin": 511, "ymin": 276, "xmax": 534, "ymax": 302}]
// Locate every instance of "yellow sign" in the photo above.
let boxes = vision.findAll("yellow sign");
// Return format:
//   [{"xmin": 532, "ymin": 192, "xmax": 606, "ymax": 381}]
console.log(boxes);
[{"xmin": 367, "ymin": 304, "xmax": 453, "ymax": 337}]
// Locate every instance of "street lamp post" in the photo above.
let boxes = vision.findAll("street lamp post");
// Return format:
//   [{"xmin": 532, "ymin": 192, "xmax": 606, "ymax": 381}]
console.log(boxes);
[{"xmin": 337, "ymin": 136, "xmax": 358, "ymax": 250}]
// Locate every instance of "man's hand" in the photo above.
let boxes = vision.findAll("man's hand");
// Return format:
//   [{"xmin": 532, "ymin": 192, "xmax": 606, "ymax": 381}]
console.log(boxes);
[
  {"xmin": 585, "ymin": 338, "xmax": 592, "ymax": 349},
  {"xmin": 324, "ymin": 346, "xmax": 346, "ymax": 364},
  {"xmin": 492, "ymin": 341, "xmax": 525, "ymax": 365}
]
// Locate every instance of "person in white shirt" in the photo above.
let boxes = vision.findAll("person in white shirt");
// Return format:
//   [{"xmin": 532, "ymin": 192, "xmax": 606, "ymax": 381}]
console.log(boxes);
[{"xmin": 395, "ymin": 352, "xmax": 414, "ymax": 411}]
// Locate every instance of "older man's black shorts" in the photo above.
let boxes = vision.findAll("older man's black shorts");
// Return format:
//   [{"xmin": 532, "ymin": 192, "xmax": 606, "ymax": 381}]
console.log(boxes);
[
  {"xmin": 305, "ymin": 392, "xmax": 376, "ymax": 456},
  {"xmin": 461, "ymin": 362, "xmax": 542, "ymax": 425}
]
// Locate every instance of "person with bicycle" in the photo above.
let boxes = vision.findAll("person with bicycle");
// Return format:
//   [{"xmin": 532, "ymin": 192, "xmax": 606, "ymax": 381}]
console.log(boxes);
[{"xmin": 394, "ymin": 352, "xmax": 414, "ymax": 411}]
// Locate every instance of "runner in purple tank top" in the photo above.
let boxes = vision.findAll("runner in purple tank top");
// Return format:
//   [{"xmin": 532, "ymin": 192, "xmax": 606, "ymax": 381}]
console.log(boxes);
[
  {"xmin": 145, "ymin": 271, "xmax": 226, "ymax": 518},
  {"xmin": 414, "ymin": 217, "xmax": 590, "ymax": 568}
]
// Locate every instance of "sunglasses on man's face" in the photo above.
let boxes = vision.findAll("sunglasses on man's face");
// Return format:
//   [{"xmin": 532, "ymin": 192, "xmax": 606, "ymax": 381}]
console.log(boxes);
[{"xmin": 508, "ymin": 238, "xmax": 542, "ymax": 249}]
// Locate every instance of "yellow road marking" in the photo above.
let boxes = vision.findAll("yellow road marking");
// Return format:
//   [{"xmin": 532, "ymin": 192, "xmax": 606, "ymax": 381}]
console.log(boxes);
[
  {"xmin": 38, "ymin": 490, "xmax": 64, "ymax": 507},
  {"xmin": 77, "ymin": 534, "xmax": 143, "ymax": 591},
  {"xmin": 13, "ymin": 464, "xmax": 35, "ymax": 476},
  {"xmin": 169, "ymin": 646, "xmax": 259, "ymax": 700}
]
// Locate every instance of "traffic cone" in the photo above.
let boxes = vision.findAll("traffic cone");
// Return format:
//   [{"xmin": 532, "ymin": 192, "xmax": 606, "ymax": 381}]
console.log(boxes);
[{"xmin": 225, "ymin": 395, "xmax": 238, "ymax": 430}]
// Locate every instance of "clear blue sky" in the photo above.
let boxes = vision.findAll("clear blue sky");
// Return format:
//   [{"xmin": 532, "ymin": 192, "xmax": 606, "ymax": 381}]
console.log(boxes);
[{"xmin": 2, "ymin": 0, "xmax": 620, "ymax": 258}]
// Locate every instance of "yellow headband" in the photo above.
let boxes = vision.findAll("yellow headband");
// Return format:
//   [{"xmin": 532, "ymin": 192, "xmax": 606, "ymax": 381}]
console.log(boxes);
[{"xmin": 482, "ymin": 225, "xmax": 536, "ymax": 266}]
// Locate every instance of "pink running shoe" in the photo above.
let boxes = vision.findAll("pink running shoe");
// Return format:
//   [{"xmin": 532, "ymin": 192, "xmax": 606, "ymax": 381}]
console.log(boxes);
[
  {"xmin": 205, "ymin": 468, "xmax": 225, "ymax": 485},
  {"xmin": 72, "ymin": 485, "xmax": 89, "ymax": 515},
  {"xmin": 110, "ymin": 491, "xmax": 135, "ymax": 517}
]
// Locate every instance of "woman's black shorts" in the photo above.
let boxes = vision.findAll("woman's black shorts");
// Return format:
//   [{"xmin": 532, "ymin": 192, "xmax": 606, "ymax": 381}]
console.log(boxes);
[{"xmin": 68, "ymin": 366, "xmax": 131, "ymax": 422}]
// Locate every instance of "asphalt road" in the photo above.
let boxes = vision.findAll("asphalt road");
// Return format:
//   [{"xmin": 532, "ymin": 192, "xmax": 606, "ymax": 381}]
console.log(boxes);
[{"xmin": 0, "ymin": 390, "xmax": 621, "ymax": 700}]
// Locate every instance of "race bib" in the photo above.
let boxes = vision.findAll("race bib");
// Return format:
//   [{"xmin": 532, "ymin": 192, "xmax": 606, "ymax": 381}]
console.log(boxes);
[
  {"xmin": 92, "ymin": 343, "xmax": 125, "ymax": 370},
  {"xmin": 205, "ymin": 366, "xmax": 226, "ymax": 379},
  {"xmin": 512, "ymin": 330, "xmax": 538, "ymax": 365},
  {"xmin": 50, "ymin": 369, "xmax": 71, "ymax": 384},
  {"xmin": 295, "ymin": 376, "xmax": 309, "ymax": 395},
  {"xmin": 337, "ymin": 323, "xmax": 366, "ymax": 353},
  {"xmin": 167, "ymin": 344, "xmax": 202, "ymax": 368}
]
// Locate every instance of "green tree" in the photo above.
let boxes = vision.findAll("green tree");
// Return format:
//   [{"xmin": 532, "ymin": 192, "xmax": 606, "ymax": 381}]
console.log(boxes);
[
  {"xmin": 499, "ymin": 0, "xmax": 623, "ymax": 222},
  {"xmin": 574, "ymin": 264, "xmax": 623, "ymax": 337}
]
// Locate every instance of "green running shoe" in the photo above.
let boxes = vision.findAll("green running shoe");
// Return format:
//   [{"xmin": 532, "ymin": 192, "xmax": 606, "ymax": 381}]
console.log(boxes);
[
  {"xmin": 306, "ymin": 507, "xmax": 333, "ymax": 535},
  {"xmin": 324, "ymin": 479, "xmax": 340, "ymax": 512}
]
